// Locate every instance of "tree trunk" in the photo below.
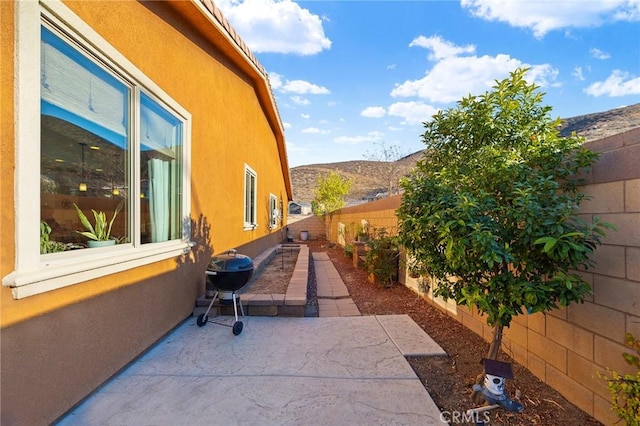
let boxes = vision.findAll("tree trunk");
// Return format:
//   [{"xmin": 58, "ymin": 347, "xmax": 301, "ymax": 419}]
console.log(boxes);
[{"xmin": 471, "ymin": 324, "xmax": 504, "ymax": 404}]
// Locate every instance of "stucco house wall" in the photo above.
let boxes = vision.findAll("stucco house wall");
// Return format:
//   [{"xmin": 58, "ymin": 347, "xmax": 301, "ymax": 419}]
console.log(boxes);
[
  {"xmin": 1, "ymin": 1, "xmax": 291, "ymax": 424},
  {"xmin": 330, "ymin": 128, "xmax": 640, "ymax": 425}
]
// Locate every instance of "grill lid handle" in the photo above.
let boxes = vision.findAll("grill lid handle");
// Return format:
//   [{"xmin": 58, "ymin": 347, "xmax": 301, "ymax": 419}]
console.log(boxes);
[{"xmin": 227, "ymin": 249, "xmax": 238, "ymax": 257}]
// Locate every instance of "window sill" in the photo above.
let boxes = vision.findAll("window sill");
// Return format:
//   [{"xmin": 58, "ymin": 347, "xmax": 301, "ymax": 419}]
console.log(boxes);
[{"xmin": 2, "ymin": 240, "xmax": 192, "ymax": 299}]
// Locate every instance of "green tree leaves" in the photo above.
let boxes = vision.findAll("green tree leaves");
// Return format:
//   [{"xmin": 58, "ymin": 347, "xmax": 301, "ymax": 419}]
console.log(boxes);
[
  {"xmin": 311, "ymin": 171, "xmax": 352, "ymax": 216},
  {"xmin": 397, "ymin": 68, "xmax": 614, "ymax": 329},
  {"xmin": 312, "ymin": 171, "xmax": 352, "ymax": 241}
]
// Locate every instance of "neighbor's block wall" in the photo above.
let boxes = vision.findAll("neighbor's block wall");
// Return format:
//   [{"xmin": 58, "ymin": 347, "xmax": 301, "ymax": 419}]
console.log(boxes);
[
  {"xmin": 331, "ymin": 195, "xmax": 402, "ymax": 241},
  {"xmin": 330, "ymin": 128, "xmax": 640, "ymax": 425},
  {"xmin": 286, "ymin": 214, "xmax": 325, "ymax": 240}
]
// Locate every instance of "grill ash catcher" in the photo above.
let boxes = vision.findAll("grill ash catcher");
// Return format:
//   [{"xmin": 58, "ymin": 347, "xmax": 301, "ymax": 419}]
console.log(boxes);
[{"xmin": 196, "ymin": 249, "xmax": 254, "ymax": 336}]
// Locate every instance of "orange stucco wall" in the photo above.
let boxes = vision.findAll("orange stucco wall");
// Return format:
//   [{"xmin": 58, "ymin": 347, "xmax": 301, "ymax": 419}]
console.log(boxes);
[
  {"xmin": 1, "ymin": 2, "xmax": 17, "ymax": 308},
  {"xmin": 1, "ymin": 1, "xmax": 290, "ymax": 423},
  {"xmin": 1, "ymin": 0, "xmax": 289, "ymax": 325},
  {"xmin": 67, "ymin": 0, "xmax": 289, "ymax": 250}
]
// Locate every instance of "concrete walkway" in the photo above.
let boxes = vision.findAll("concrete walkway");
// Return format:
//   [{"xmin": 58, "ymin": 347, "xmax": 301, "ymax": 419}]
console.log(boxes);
[
  {"xmin": 56, "ymin": 248, "xmax": 448, "ymax": 425},
  {"xmin": 313, "ymin": 252, "xmax": 361, "ymax": 317},
  {"xmin": 57, "ymin": 316, "xmax": 446, "ymax": 425}
]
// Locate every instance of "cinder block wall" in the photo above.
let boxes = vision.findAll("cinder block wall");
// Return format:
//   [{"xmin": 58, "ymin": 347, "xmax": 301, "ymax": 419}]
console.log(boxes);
[
  {"xmin": 330, "ymin": 128, "xmax": 640, "ymax": 424},
  {"xmin": 330, "ymin": 195, "xmax": 402, "ymax": 243},
  {"xmin": 286, "ymin": 214, "xmax": 325, "ymax": 240}
]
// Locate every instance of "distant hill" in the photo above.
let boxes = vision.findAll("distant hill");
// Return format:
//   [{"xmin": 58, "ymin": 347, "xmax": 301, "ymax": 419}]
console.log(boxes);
[
  {"xmin": 558, "ymin": 103, "xmax": 640, "ymax": 140},
  {"xmin": 290, "ymin": 103, "xmax": 640, "ymax": 204}
]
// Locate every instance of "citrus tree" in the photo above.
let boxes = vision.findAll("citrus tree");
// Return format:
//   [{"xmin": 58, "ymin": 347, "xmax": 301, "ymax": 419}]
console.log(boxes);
[
  {"xmin": 311, "ymin": 171, "xmax": 352, "ymax": 242},
  {"xmin": 397, "ymin": 68, "xmax": 614, "ymax": 399}
]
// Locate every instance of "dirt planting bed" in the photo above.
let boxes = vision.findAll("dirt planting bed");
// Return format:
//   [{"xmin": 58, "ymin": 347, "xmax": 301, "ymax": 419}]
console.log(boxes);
[{"xmin": 242, "ymin": 247, "xmax": 299, "ymax": 295}]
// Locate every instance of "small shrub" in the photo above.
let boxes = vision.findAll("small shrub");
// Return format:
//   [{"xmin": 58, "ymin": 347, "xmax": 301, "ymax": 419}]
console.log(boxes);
[
  {"xmin": 601, "ymin": 333, "xmax": 640, "ymax": 425},
  {"xmin": 364, "ymin": 227, "xmax": 399, "ymax": 288},
  {"xmin": 344, "ymin": 243, "xmax": 353, "ymax": 259}
]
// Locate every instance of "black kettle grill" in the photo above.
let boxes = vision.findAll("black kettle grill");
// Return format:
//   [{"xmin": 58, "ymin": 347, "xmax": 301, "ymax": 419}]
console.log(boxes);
[{"xmin": 196, "ymin": 249, "xmax": 254, "ymax": 335}]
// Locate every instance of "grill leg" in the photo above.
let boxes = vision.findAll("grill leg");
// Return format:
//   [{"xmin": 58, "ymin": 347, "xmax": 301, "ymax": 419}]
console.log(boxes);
[
  {"xmin": 203, "ymin": 290, "xmax": 219, "ymax": 318},
  {"xmin": 238, "ymin": 295, "xmax": 245, "ymax": 317},
  {"xmin": 230, "ymin": 292, "xmax": 245, "ymax": 318},
  {"xmin": 232, "ymin": 292, "xmax": 240, "ymax": 322}
]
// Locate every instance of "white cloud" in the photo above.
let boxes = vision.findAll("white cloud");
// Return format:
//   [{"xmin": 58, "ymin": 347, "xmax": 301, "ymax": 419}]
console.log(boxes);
[
  {"xmin": 282, "ymin": 80, "xmax": 330, "ymax": 95},
  {"xmin": 409, "ymin": 35, "xmax": 476, "ymax": 60},
  {"xmin": 301, "ymin": 127, "xmax": 331, "ymax": 134},
  {"xmin": 334, "ymin": 131, "xmax": 384, "ymax": 145},
  {"xmin": 269, "ymin": 72, "xmax": 284, "ymax": 90},
  {"xmin": 461, "ymin": 0, "xmax": 640, "ymax": 38},
  {"xmin": 525, "ymin": 64, "xmax": 560, "ymax": 88},
  {"xmin": 391, "ymin": 53, "xmax": 558, "ymax": 103},
  {"xmin": 396, "ymin": 37, "xmax": 556, "ymax": 102},
  {"xmin": 269, "ymin": 72, "xmax": 330, "ymax": 95},
  {"xmin": 573, "ymin": 67, "xmax": 585, "ymax": 81},
  {"xmin": 291, "ymin": 96, "xmax": 310, "ymax": 106},
  {"xmin": 388, "ymin": 101, "xmax": 439, "ymax": 125},
  {"xmin": 285, "ymin": 140, "xmax": 308, "ymax": 154},
  {"xmin": 215, "ymin": 0, "xmax": 331, "ymax": 55},
  {"xmin": 584, "ymin": 70, "xmax": 640, "ymax": 97},
  {"xmin": 590, "ymin": 48, "xmax": 611, "ymax": 60},
  {"xmin": 361, "ymin": 106, "xmax": 387, "ymax": 118},
  {"xmin": 387, "ymin": 64, "xmax": 397, "ymax": 70},
  {"xmin": 283, "ymin": 122, "xmax": 292, "ymax": 129},
  {"xmin": 301, "ymin": 113, "xmax": 310, "ymax": 119}
]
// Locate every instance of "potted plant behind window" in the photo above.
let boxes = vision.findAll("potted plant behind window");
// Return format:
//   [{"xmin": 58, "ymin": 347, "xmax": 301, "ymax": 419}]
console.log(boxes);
[
  {"xmin": 74, "ymin": 201, "xmax": 123, "ymax": 248},
  {"xmin": 40, "ymin": 221, "xmax": 67, "ymax": 254}
]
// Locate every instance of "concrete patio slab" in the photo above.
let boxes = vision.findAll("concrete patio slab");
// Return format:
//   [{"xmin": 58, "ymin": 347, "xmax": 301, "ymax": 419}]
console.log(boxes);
[
  {"xmin": 376, "ymin": 315, "xmax": 447, "ymax": 357},
  {"xmin": 56, "ymin": 316, "xmax": 446, "ymax": 425}
]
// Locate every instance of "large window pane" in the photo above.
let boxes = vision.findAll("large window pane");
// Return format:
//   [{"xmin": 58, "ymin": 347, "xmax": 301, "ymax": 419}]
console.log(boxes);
[
  {"xmin": 140, "ymin": 93, "xmax": 183, "ymax": 244},
  {"xmin": 40, "ymin": 27, "xmax": 129, "ymax": 251}
]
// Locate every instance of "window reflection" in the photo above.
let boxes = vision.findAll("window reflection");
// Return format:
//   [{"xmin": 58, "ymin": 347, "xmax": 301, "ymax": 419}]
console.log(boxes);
[
  {"xmin": 40, "ymin": 26, "xmax": 129, "ymax": 251},
  {"xmin": 139, "ymin": 93, "xmax": 182, "ymax": 244}
]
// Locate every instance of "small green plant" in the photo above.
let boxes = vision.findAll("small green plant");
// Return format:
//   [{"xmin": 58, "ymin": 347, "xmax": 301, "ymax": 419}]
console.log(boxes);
[
  {"xmin": 356, "ymin": 222, "xmax": 370, "ymax": 242},
  {"xmin": 364, "ymin": 227, "xmax": 399, "ymax": 288},
  {"xmin": 602, "ymin": 333, "xmax": 640, "ymax": 425},
  {"xmin": 40, "ymin": 221, "xmax": 66, "ymax": 254},
  {"xmin": 344, "ymin": 243, "xmax": 354, "ymax": 259},
  {"xmin": 74, "ymin": 201, "xmax": 123, "ymax": 242}
]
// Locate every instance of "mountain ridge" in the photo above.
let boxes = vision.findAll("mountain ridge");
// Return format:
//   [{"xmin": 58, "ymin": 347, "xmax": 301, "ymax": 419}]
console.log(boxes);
[{"xmin": 290, "ymin": 103, "xmax": 640, "ymax": 204}]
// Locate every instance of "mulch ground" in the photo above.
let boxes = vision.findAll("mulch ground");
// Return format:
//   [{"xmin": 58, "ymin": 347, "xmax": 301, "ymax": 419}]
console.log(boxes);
[{"xmin": 305, "ymin": 240, "xmax": 603, "ymax": 426}]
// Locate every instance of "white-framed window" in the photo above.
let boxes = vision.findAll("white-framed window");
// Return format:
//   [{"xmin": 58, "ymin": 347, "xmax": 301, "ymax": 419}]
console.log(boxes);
[
  {"xmin": 244, "ymin": 165, "xmax": 257, "ymax": 229},
  {"xmin": 3, "ymin": 1, "xmax": 192, "ymax": 299},
  {"xmin": 269, "ymin": 194, "xmax": 279, "ymax": 229}
]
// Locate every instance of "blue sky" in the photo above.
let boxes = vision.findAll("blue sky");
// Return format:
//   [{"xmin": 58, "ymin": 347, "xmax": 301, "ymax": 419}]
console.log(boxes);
[{"xmin": 215, "ymin": 0, "xmax": 640, "ymax": 167}]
